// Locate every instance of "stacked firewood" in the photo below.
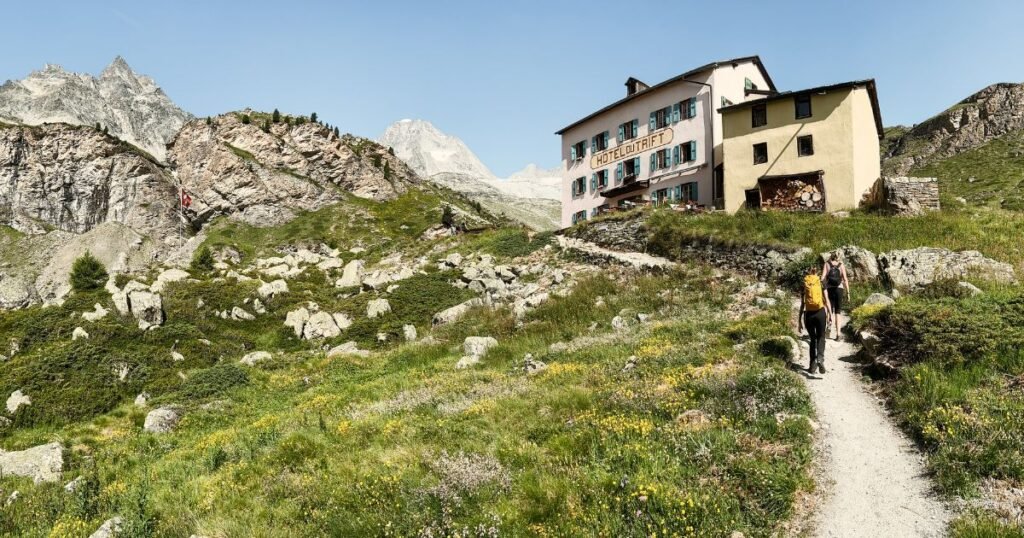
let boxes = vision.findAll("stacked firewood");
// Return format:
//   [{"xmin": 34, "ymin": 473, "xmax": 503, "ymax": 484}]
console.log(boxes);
[{"xmin": 761, "ymin": 180, "xmax": 824, "ymax": 211}]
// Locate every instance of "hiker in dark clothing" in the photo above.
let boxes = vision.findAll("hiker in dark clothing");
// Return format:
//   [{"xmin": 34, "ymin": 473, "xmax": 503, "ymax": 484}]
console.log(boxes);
[
  {"xmin": 822, "ymin": 253, "xmax": 850, "ymax": 339},
  {"xmin": 798, "ymin": 266, "xmax": 832, "ymax": 374}
]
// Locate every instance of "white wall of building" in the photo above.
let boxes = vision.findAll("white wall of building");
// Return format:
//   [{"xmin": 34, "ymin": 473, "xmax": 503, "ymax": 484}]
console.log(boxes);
[{"xmin": 559, "ymin": 60, "xmax": 772, "ymax": 228}]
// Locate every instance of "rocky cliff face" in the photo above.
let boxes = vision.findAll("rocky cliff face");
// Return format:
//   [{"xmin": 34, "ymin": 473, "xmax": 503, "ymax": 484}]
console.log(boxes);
[
  {"xmin": 169, "ymin": 112, "xmax": 419, "ymax": 227},
  {"xmin": 884, "ymin": 83, "xmax": 1024, "ymax": 175},
  {"xmin": 0, "ymin": 57, "xmax": 190, "ymax": 162},
  {"xmin": 0, "ymin": 123, "xmax": 179, "ymax": 239}
]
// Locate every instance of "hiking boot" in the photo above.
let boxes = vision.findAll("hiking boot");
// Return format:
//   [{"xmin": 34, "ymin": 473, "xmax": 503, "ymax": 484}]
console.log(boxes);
[
  {"xmin": 818, "ymin": 363, "xmax": 827, "ymax": 374},
  {"xmin": 807, "ymin": 362, "xmax": 817, "ymax": 373}
]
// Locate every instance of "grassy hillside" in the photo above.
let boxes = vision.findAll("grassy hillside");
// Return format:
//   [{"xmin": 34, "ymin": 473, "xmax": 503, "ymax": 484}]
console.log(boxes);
[
  {"xmin": 909, "ymin": 129, "xmax": 1024, "ymax": 210},
  {"xmin": 0, "ymin": 191, "xmax": 818, "ymax": 536}
]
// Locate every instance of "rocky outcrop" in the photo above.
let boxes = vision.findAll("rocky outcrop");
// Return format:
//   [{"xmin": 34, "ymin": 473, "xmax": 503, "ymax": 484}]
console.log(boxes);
[
  {"xmin": 168, "ymin": 112, "xmax": 418, "ymax": 228},
  {"xmin": 820, "ymin": 246, "xmax": 880, "ymax": 282},
  {"xmin": 884, "ymin": 83, "xmax": 1024, "ymax": 175},
  {"xmin": 0, "ymin": 442, "xmax": 64, "ymax": 483},
  {"xmin": 0, "ymin": 123, "xmax": 179, "ymax": 238},
  {"xmin": 0, "ymin": 57, "xmax": 190, "ymax": 162},
  {"xmin": 878, "ymin": 248, "xmax": 1016, "ymax": 289}
]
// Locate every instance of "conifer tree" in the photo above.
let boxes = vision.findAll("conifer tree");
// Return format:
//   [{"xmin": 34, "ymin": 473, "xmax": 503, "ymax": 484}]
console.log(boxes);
[
  {"xmin": 310, "ymin": 112, "xmax": 318, "ymax": 123},
  {"xmin": 272, "ymin": 109, "xmax": 281, "ymax": 123}
]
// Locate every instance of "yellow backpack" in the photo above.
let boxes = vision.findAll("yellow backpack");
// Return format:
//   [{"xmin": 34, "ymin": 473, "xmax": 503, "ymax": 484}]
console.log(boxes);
[{"xmin": 804, "ymin": 275, "xmax": 825, "ymax": 311}]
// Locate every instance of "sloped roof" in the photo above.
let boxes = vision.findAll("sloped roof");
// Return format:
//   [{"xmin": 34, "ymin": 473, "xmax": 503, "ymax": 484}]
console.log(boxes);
[
  {"xmin": 555, "ymin": 56, "xmax": 776, "ymax": 135},
  {"xmin": 718, "ymin": 79, "xmax": 884, "ymax": 138}
]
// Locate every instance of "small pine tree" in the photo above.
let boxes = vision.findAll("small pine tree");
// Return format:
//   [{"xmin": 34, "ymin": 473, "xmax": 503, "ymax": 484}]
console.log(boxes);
[
  {"xmin": 191, "ymin": 245, "xmax": 215, "ymax": 273},
  {"xmin": 262, "ymin": 120, "xmax": 270, "ymax": 133},
  {"xmin": 95, "ymin": 122, "xmax": 101, "ymax": 131},
  {"xmin": 388, "ymin": 146, "xmax": 395, "ymax": 156},
  {"xmin": 383, "ymin": 161, "xmax": 391, "ymax": 180},
  {"xmin": 334, "ymin": 127, "xmax": 340, "ymax": 137},
  {"xmin": 103, "ymin": 126, "xmax": 109, "ymax": 135},
  {"xmin": 310, "ymin": 112, "xmax": 318, "ymax": 123},
  {"xmin": 272, "ymin": 109, "xmax": 281, "ymax": 123},
  {"xmin": 295, "ymin": 117, "xmax": 305, "ymax": 126},
  {"xmin": 441, "ymin": 205, "xmax": 456, "ymax": 228},
  {"xmin": 206, "ymin": 117, "xmax": 213, "ymax": 126},
  {"xmin": 69, "ymin": 251, "xmax": 108, "ymax": 293},
  {"xmin": 372, "ymin": 154, "xmax": 382, "ymax": 168},
  {"xmin": 241, "ymin": 114, "xmax": 251, "ymax": 125}
]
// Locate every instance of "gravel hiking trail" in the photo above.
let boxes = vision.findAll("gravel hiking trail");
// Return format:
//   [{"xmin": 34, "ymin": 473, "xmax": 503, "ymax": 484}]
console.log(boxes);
[{"xmin": 794, "ymin": 326, "xmax": 952, "ymax": 537}]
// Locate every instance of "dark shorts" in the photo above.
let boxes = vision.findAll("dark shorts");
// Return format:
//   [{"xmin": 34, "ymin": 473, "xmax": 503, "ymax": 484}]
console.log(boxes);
[{"xmin": 827, "ymin": 287, "xmax": 843, "ymax": 314}]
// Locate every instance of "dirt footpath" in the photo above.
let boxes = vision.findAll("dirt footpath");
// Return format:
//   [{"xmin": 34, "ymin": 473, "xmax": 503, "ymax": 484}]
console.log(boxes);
[{"xmin": 794, "ymin": 329, "xmax": 952, "ymax": 537}]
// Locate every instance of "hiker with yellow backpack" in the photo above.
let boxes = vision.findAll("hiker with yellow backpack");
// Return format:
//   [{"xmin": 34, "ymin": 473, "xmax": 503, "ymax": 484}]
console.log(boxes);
[{"xmin": 798, "ymin": 266, "xmax": 832, "ymax": 374}]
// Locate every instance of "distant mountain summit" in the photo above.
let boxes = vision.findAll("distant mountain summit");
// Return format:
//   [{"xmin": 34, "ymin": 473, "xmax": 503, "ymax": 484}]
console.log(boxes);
[
  {"xmin": 0, "ymin": 56, "xmax": 190, "ymax": 161},
  {"xmin": 379, "ymin": 119, "xmax": 495, "ymax": 179},
  {"xmin": 378, "ymin": 119, "xmax": 561, "ymax": 229},
  {"xmin": 500, "ymin": 164, "xmax": 561, "ymax": 201}
]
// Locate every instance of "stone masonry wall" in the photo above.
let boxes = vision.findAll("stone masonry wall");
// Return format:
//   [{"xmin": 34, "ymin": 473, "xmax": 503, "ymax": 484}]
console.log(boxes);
[
  {"xmin": 883, "ymin": 177, "xmax": 940, "ymax": 214},
  {"xmin": 563, "ymin": 214, "xmax": 812, "ymax": 281}
]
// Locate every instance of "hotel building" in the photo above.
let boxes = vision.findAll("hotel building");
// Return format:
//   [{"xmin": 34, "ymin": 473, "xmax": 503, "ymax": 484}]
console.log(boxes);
[{"xmin": 556, "ymin": 56, "xmax": 775, "ymax": 227}]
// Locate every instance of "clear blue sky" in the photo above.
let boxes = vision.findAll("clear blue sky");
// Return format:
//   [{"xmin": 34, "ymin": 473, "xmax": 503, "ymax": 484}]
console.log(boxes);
[{"xmin": 3, "ymin": 0, "xmax": 1022, "ymax": 176}]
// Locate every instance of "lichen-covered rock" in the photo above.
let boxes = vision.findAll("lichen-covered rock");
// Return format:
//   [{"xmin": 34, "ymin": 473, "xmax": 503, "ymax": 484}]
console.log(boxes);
[
  {"xmin": 336, "ymin": 260, "xmax": 365, "ymax": 288},
  {"xmin": 0, "ymin": 442, "xmax": 63, "ymax": 483},
  {"xmin": 81, "ymin": 303, "xmax": 109, "ymax": 322},
  {"xmin": 72, "ymin": 327, "xmax": 89, "ymax": 340},
  {"xmin": 367, "ymin": 299, "xmax": 391, "ymax": 319},
  {"xmin": 127, "ymin": 290, "xmax": 164, "ymax": 329},
  {"xmin": 820, "ymin": 245, "xmax": 880, "ymax": 282},
  {"xmin": 88, "ymin": 517, "xmax": 123, "ymax": 538},
  {"xmin": 878, "ymin": 247, "xmax": 1015, "ymax": 288},
  {"xmin": 258, "ymin": 279, "xmax": 289, "ymax": 299},
  {"xmin": 284, "ymin": 307, "xmax": 310, "ymax": 338},
  {"xmin": 6, "ymin": 390, "xmax": 30, "ymax": 413},
  {"xmin": 143, "ymin": 406, "xmax": 181, "ymax": 433},
  {"xmin": 463, "ymin": 336, "xmax": 498, "ymax": 358},
  {"xmin": 303, "ymin": 311, "xmax": 341, "ymax": 340},
  {"xmin": 240, "ymin": 351, "xmax": 273, "ymax": 366}
]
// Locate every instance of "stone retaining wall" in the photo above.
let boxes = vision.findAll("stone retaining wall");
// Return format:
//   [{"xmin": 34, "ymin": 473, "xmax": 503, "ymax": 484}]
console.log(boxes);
[
  {"xmin": 883, "ymin": 177, "xmax": 940, "ymax": 214},
  {"xmin": 563, "ymin": 215, "xmax": 811, "ymax": 281}
]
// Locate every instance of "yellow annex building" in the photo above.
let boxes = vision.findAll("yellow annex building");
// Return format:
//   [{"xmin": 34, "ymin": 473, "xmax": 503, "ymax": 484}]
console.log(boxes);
[{"xmin": 718, "ymin": 80, "xmax": 883, "ymax": 213}]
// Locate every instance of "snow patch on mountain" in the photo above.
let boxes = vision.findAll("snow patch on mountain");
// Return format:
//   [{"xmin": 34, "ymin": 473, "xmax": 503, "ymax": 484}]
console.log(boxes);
[{"xmin": 0, "ymin": 56, "xmax": 190, "ymax": 161}]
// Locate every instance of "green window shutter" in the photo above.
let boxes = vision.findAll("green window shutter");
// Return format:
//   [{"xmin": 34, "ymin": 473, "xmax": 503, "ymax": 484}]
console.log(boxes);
[
  {"xmin": 570, "ymin": 145, "xmax": 576, "ymax": 161},
  {"xmin": 616, "ymin": 162, "xmax": 623, "ymax": 183},
  {"xmin": 617, "ymin": 124, "xmax": 624, "ymax": 143},
  {"xmin": 693, "ymin": 182, "xmax": 699, "ymax": 201},
  {"xmin": 650, "ymin": 153, "xmax": 656, "ymax": 171},
  {"xmin": 632, "ymin": 119, "xmax": 639, "ymax": 136},
  {"xmin": 671, "ymin": 103, "xmax": 680, "ymax": 123},
  {"xmin": 634, "ymin": 157, "xmax": 641, "ymax": 175},
  {"xmin": 691, "ymin": 140, "xmax": 698, "ymax": 161},
  {"xmin": 590, "ymin": 174, "xmax": 597, "ymax": 192},
  {"xmin": 672, "ymin": 145, "xmax": 680, "ymax": 165},
  {"xmin": 603, "ymin": 131, "xmax": 609, "ymax": 148},
  {"xmin": 675, "ymin": 185, "xmax": 682, "ymax": 200},
  {"xmin": 649, "ymin": 112, "xmax": 656, "ymax": 131},
  {"xmin": 689, "ymin": 97, "xmax": 697, "ymax": 118},
  {"xmin": 591, "ymin": 136, "xmax": 597, "ymax": 153}
]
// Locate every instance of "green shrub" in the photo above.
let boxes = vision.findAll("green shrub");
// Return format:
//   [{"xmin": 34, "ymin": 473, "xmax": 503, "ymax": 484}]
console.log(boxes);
[
  {"xmin": 916, "ymin": 279, "xmax": 976, "ymax": 300},
  {"xmin": 177, "ymin": 363, "xmax": 250, "ymax": 401},
  {"xmin": 190, "ymin": 245, "xmax": 215, "ymax": 273},
  {"xmin": 69, "ymin": 252, "xmax": 108, "ymax": 293}
]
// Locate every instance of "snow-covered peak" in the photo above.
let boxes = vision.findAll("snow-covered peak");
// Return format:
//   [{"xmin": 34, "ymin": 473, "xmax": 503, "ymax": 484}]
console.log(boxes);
[
  {"xmin": 0, "ymin": 57, "xmax": 190, "ymax": 161},
  {"xmin": 379, "ymin": 119, "xmax": 496, "ymax": 180}
]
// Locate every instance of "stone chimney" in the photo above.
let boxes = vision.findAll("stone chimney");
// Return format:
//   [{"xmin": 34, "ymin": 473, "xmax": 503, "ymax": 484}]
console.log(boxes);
[{"xmin": 625, "ymin": 77, "xmax": 649, "ymax": 97}]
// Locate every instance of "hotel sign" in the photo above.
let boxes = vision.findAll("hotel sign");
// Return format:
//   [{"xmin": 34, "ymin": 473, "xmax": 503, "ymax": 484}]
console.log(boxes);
[{"xmin": 590, "ymin": 128, "xmax": 674, "ymax": 169}]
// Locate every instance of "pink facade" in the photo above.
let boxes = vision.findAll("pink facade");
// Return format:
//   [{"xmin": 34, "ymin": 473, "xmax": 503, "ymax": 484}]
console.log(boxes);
[{"xmin": 557, "ymin": 57, "xmax": 774, "ymax": 228}]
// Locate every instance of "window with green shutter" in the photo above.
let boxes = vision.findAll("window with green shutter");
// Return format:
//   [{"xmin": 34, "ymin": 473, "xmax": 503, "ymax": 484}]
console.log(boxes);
[{"xmin": 616, "ymin": 162, "xmax": 623, "ymax": 183}]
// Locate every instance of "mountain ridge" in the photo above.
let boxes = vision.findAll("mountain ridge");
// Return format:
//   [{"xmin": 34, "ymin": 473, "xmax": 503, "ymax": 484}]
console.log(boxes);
[{"xmin": 0, "ymin": 56, "xmax": 191, "ymax": 162}]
